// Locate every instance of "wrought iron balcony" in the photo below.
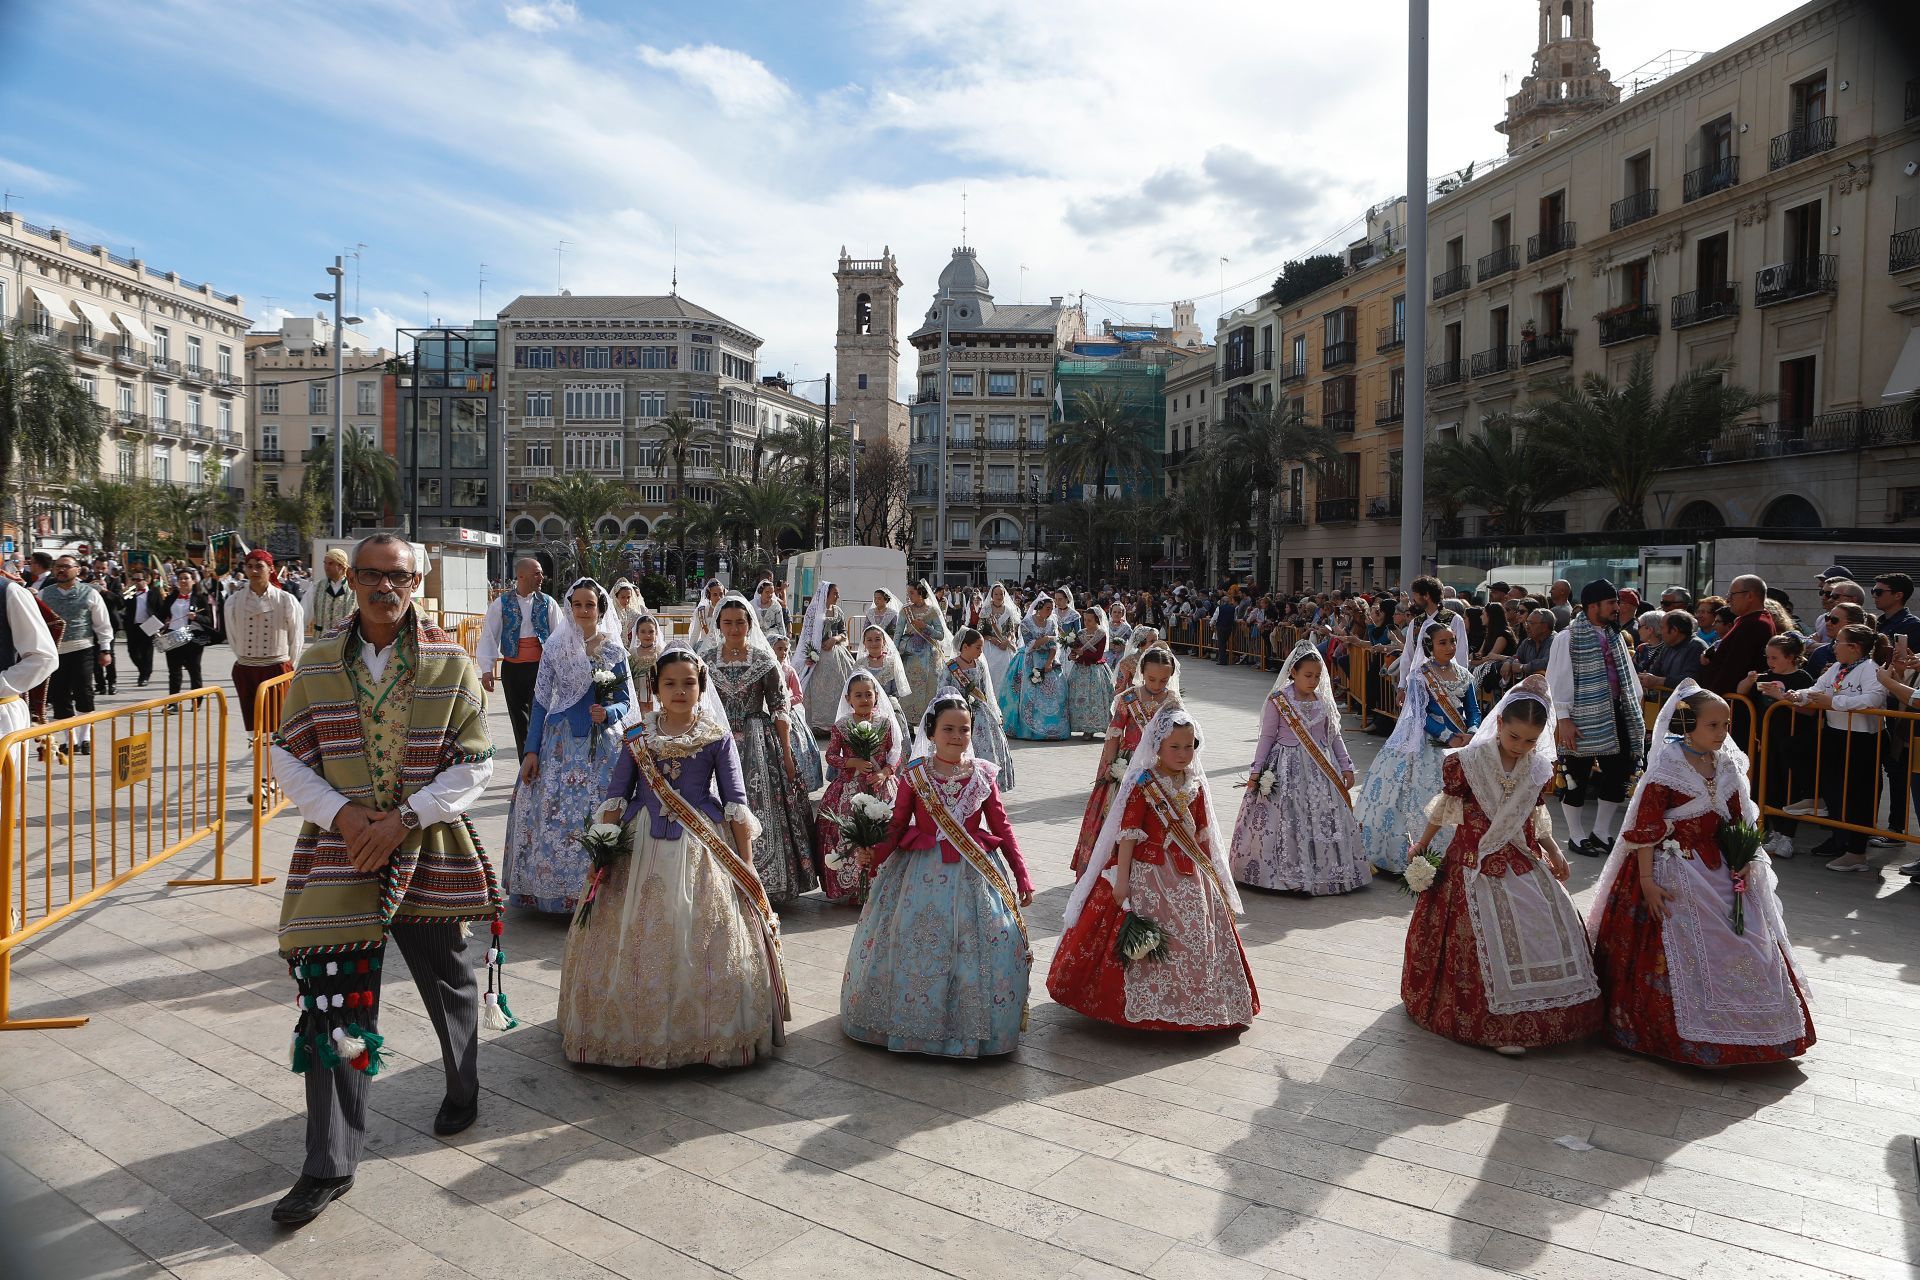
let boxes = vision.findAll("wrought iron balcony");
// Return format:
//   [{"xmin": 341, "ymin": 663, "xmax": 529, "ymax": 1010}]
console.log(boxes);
[
  {"xmin": 1432, "ymin": 265, "xmax": 1470, "ymax": 299},
  {"xmin": 70, "ymin": 335, "xmax": 107, "ymax": 360},
  {"xmin": 1322, "ymin": 340, "xmax": 1356, "ymax": 370},
  {"xmin": 1278, "ymin": 358, "xmax": 1309, "ymax": 384},
  {"xmin": 1682, "ymin": 156, "xmax": 1739, "ymax": 203},
  {"xmin": 1892, "ymin": 229, "xmax": 1920, "ymax": 274},
  {"xmin": 256, "ymin": 447, "xmax": 285, "ymax": 462},
  {"xmin": 1609, "ymin": 189, "xmax": 1658, "ymax": 232},
  {"xmin": 113, "ymin": 345, "xmax": 148, "ymax": 368},
  {"xmin": 1426, "ymin": 359, "xmax": 1465, "ymax": 390},
  {"xmin": 1477, "ymin": 245, "xmax": 1520, "ymax": 282},
  {"xmin": 1375, "ymin": 395, "xmax": 1404, "ymax": 424},
  {"xmin": 1769, "ymin": 116, "xmax": 1837, "ymax": 170},
  {"xmin": 1367, "ymin": 496, "xmax": 1403, "ymax": 520},
  {"xmin": 1323, "ymin": 411, "xmax": 1356, "ymax": 433},
  {"xmin": 1377, "ymin": 320, "xmax": 1404, "ymax": 352},
  {"xmin": 150, "ymin": 357, "xmax": 180, "ymax": 377},
  {"xmin": 1470, "ymin": 345, "xmax": 1517, "ymax": 378},
  {"xmin": 1275, "ymin": 506, "xmax": 1305, "ymax": 527},
  {"xmin": 1598, "ymin": 303, "xmax": 1661, "ymax": 346},
  {"xmin": 1519, "ymin": 330, "xmax": 1577, "ymax": 366},
  {"xmin": 1755, "ymin": 255, "xmax": 1838, "ymax": 307},
  {"xmin": 1671, "ymin": 283, "xmax": 1740, "ymax": 328},
  {"xmin": 1527, "ymin": 222, "xmax": 1576, "ymax": 262},
  {"xmin": 1691, "ymin": 412, "xmax": 1864, "ymax": 465},
  {"xmin": 180, "ymin": 363, "xmax": 211, "ymax": 384},
  {"xmin": 1316, "ymin": 497, "xmax": 1358, "ymax": 523}
]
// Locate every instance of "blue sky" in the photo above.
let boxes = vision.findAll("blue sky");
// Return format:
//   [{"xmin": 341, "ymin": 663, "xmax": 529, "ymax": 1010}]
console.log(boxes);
[{"xmin": 0, "ymin": 0, "xmax": 1800, "ymax": 395}]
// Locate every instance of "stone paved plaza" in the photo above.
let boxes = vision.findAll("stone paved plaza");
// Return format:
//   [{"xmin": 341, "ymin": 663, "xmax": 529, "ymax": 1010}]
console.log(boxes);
[{"xmin": 2, "ymin": 652, "xmax": 1918, "ymax": 1280}]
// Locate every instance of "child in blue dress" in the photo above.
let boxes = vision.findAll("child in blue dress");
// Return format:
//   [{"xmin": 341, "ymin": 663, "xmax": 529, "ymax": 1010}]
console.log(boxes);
[{"xmin": 1358, "ymin": 615, "xmax": 1481, "ymax": 874}]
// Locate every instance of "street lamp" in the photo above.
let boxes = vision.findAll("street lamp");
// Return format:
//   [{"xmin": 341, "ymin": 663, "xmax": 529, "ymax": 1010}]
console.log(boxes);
[{"xmin": 314, "ymin": 255, "xmax": 364, "ymax": 540}]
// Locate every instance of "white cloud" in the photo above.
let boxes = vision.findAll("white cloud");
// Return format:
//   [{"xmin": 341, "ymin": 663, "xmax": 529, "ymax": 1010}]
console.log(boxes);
[
  {"xmin": 0, "ymin": 154, "xmax": 78, "ymax": 195},
  {"xmin": 635, "ymin": 43, "xmax": 791, "ymax": 118},
  {"xmin": 504, "ymin": 1, "xmax": 576, "ymax": 33}
]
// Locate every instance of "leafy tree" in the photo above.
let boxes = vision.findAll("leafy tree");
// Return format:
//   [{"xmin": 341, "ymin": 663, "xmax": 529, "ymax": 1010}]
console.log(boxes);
[
  {"xmin": 301, "ymin": 425, "xmax": 400, "ymax": 526},
  {"xmin": 720, "ymin": 474, "xmax": 808, "ymax": 569},
  {"xmin": 532, "ymin": 473, "xmax": 631, "ymax": 568},
  {"xmin": 1196, "ymin": 399, "xmax": 1340, "ymax": 589},
  {"xmin": 0, "ymin": 321, "xmax": 104, "ymax": 553},
  {"xmin": 65, "ymin": 478, "xmax": 150, "ymax": 555},
  {"xmin": 1268, "ymin": 254, "xmax": 1347, "ymax": 308},
  {"xmin": 1522, "ymin": 351, "xmax": 1774, "ymax": 530},
  {"xmin": 1424, "ymin": 414, "xmax": 1583, "ymax": 536},
  {"xmin": 1047, "ymin": 387, "xmax": 1156, "ymax": 497},
  {"xmin": 760, "ymin": 414, "xmax": 848, "ymax": 549}
]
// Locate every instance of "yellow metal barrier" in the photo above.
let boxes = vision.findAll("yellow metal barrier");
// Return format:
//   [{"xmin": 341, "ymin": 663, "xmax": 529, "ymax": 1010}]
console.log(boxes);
[
  {"xmin": 1754, "ymin": 697, "xmax": 1919, "ymax": 845},
  {"xmin": 0, "ymin": 688, "xmax": 232, "ymax": 1030},
  {"xmin": 249, "ymin": 671, "xmax": 296, "ymax": 885},
  {"xmin": 455, "ymin": 617, "xmax": 483, "ymax": 661}
]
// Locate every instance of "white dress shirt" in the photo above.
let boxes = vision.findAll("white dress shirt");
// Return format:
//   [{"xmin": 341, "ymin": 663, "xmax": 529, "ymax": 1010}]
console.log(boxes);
[
  {"xmin": 229, "ymin": 584, "xmax": 305, "ymax": 666},
  {"xmin": 269, "ymin": 637, "xmax": 494, "ymax": 830},
  {"xmin": 476, "ymin": 591, "xmax": 550, "ymax": 670}
]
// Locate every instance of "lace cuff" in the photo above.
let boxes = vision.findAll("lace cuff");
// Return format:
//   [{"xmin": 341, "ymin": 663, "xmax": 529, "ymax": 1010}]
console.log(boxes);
[
  {"xmin": 1116, "ymin": 827, "xmax": 1149, "ymax": 845},
  {"xmin": 1104, "ymin": 727, "xmax": 1123, "ymax": 741},
  {"xmin": 723, "ymin": 801, "xmax": 764, "ymax": 843},
  {"xmin": 1424, "ymin": 793, "xmax": 1464, "ymax": 827}
]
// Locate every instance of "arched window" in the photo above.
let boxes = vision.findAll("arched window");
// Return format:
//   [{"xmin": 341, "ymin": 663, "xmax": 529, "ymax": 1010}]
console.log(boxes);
[
  {"xmin": 626, "ymin": 518, "xmax": 649, "ymax": 539},
  {"xmin": 541, "ymin": 517, "xmax": 566, "ymax": 539},
  {"xmin": 855, "ymin": 292, "xmax": 872, "ymax": 336},
  {"xmin": 1760, "ymin": 494, "xmax": 1821, "ymax": 530},
  {"xmin": 1673, "ymin": 500, "xmax": 1725, "ymax": 531},
  {"xmin": 1560, "ymin": 0, "xmax": 1572, "ymax": 37},
  {"xmin": 512, "ymin": 517, "xmax": 537, "ymax": 541},
  {"xmin": 981, "ymin": 516, "xmax": 1021, "ymax": 547}
]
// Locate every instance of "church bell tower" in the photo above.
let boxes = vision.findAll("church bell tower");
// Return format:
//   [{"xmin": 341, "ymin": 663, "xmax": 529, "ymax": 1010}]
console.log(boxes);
[
  {"xmin": 834, "ymin": 248, "xmax": 908, "ymax": 448},
  {"xmin": 1496, "ymin": 0, "xmax": 1620, "ymax": 153}
]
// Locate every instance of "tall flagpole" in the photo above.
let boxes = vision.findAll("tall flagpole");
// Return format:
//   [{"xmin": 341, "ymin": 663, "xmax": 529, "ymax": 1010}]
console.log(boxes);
[{"xmin": 1399, "ymin": 0, "xmax": 1429, "ymax": 586}]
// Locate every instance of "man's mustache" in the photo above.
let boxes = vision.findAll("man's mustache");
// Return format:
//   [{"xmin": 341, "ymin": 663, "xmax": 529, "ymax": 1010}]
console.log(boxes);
[{"xmin": 371, "ymin": 591, "xmax": 403, "ymax": 605}]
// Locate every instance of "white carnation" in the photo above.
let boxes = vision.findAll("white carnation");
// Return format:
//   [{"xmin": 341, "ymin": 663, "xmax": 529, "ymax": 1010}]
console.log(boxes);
[
  {"xmin": 591, "ymin": 670, "xmax": 619, "ymax": 687},
  {"xmin": 1403, "ymin": 856, "xmax": 1438, "ymax": 893},
  {"xmin": 1109, "ymin": 754, "xmax": 1131, "ymax": 782},
  {"xmin": 588, "ymin": 823, "xmax": 624, "ymax": 841},
  {"xmin": 1256, "ymin": 769, "xmax": 1276, "ymax": 797},
  {"xmin": 823, "ymin": 848, "xmax": 845, "ymax": 870}
]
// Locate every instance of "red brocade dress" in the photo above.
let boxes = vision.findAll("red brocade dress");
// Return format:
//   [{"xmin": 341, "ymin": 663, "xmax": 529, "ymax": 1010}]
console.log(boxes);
[
  {"xmin": 1400, "ymin": 752, "xmax": 1602, "ymax": 1048},
  {"xmin": 1590, "ymin": 783, "xmax": 1815, "ymax": 1066},
  {"xmin": 1048, "ymin": 776, "xmax": 1259, "ymax": 1031},
  {"xmin": 1070, "ymin": 686, "xmax": 1180, "ymax": 874}
]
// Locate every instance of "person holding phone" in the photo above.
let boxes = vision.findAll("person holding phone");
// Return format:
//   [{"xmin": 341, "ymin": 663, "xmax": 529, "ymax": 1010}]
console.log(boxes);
[{"xmin": 1743, "ymin": 633, "xmax": 1816, "ymax": 856}]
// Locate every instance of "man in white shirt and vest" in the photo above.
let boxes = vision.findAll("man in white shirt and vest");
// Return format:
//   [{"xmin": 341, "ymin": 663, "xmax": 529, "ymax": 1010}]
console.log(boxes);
[
  {"xmin": 306, "ymin": 546, "xmax": 355, "ymax": 640},
  {"xmin": 230, "ymin": 550, "xmax": 306, "ymax": 732},
  {"xmin": 476, "ymin": 557, "xmax": 557, "ymax": 756},
  {"xmin": 38, "ymin": 555, "xmax": 112, "ymax": 760}
]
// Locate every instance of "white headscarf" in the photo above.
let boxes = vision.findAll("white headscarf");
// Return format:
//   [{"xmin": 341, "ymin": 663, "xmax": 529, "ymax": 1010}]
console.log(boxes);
[
  {"xmin": 658, "ymin": 639, "xmax": 732, "ymax": 733},
  {"xmin": 1271, "ymin": 639, "xmax": 1337, "ymax": 720},
  {"xmin": 531, "ymin": 577, "xmax": 636, "ymax": 722},
  {"xmin": 710, "ymin": 592, "xmax": 776, "ymax": 662},
  {"xmin": 835, "ymin": 669, "xmax": 904, "ymax": 769},
  {"xmin": 856, "ymin": 622, "xmax": 909, "ymax": 695},
  {"xmin": 796, "ymin": 580, "xmax": 838, "ymax": 692},
  {"xmin": 1074, "ymin": 605, "xmax": 1110, "ymax": 658},
  {"xmin": 941, "ymin": 642, "xmax": 1002, "ymax": 724},
  {"xmin": 866, "ymin": 588, "xmax": 901, "ymax": 633},
  {"xmin": 1112, "ymin": 638, "xmax": 1182, "ymax": 713},
  {"xmin": 689, "ymin": 579, "xmax": 727, "ymax": 645},
  {"xmin": 1381, "ymin": 616, "xmax": 1470, "ymax": 756},
  {"xmin": 909, "ymin": 692, "xmax": 977, "ymax": 766},
  {"xmin": 1063, "ymin": 705, "xmax": 1240, "ymax": 928},
  {"xmin": 1454, "ymin": 680, "xmax": 1557, "ymax": 864}
]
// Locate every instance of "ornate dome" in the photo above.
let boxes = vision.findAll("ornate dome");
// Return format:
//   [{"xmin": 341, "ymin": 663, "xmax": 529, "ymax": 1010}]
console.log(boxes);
[{"xmin": 937, "ymin": 247, "xmax": 990, "ymax": 295}]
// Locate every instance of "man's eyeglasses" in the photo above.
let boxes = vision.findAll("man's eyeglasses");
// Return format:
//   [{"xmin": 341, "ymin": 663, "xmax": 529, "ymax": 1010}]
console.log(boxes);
[
  {"xmin": 1871, "ymin": 586, "xmax": 1893, "ymax": 596},
  {"xmin": 351, "ymin": 568, "xmax": 419, "ymax": 589}
]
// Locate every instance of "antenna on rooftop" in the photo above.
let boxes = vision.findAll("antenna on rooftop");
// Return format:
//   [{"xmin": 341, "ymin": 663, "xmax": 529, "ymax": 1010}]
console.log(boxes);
[
  {"xmin": 556, "ymin": 239, "xmax": 570, "ymax": 293},
  {"xmin": 961, "ymin": 186, "xmax": 968, "ymax": 248},
  {"xmin": 671, "ymin": 226, "xmax": 678, "ymax": 296}
]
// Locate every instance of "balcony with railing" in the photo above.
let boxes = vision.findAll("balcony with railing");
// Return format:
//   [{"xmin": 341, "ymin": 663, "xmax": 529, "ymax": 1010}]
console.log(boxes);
[
  {"xmin": 112, "ymin": 412, "xmax": 147, "ymax": 434},
  {"xmin": 1477, "ymin": 245, "xmax": 1520, "ymax": 282},
  {"xmin": 1376, "ymin": 394, "xmax": 1405, "ymax": 424},
  {"xmin": 256, "ymin": 447, "xmax": 285, "ymax": 462},
  {"xmin": 1323, "ymin": 411, "xmax": 1356, "ymax": 433},
  {"xmin": 66, "ymin": 334, "xmax": 107, "ymax": 362},
  {"xmin": 1278, "ymin": 358, "xmax": 1308, "ymax": 384},
  {"xmin": 1598, "ymin": 302, "xmax": 1661, "ymax": 346},
  {"xmin": 1669, "ymin": 284, "xmax": 1738, "ymax": 330},
  {"xmin": 1519, "ymin": 330, "xmax": 1577, "ymax": 366},
  {"xmin": 147, "ymin": 417, "xmax": 182, "ymax": 439},
  {"xmin": 149, "ymin": 357, "xmax": 180, "ymax": 378},
  {"xmin": 1322, "ymin": 340, "xmax": 1356, "ymax": 370},
  {"xmin": 1687, "ymin": 409, "xmax": 1911, "ymax": 466},
  {"xmin": 1275, "ymin": 505, "xmax": 1305, "ymax": 527},
  {"xmin": 180, "ymin": 363, "xmax": 211, "ymax": 385},
  {"xmin": 1892, "ymin": 228, "xmax": 1920, "ymax": 275},
  {"xmin": 1528, "ymin": 222, "xmax": 1576, "ymax": 262},
  {"xmin": 1432, "ymin": 265, "xmax": 1470, "ymax": 300},
  {"xmin": 1316, "ymin": 497, "xmax": 1359, "ymax": 523},
  {"xmin": 219, "ymin": 428, "xmax": 242, "ymax": 447},
  {"xmin": 1769, "ymin": 116, "xmax": 1837, "ymax": 170},
  {"xmin": 1377, "ymin": 320, "xmax": 1404, "ymax": 352},
  {"xmin": 1755, "ymin": 255, "xmax": 1838, "ymax": 307},
  {"xmin": 1609, "ymin": 189, "xmax": 1658, "ymax": 232},
  {"xmin": 112, "ymin": 344, "xmax": 148, "ymax": 368},
  {"xmin": 1367, "ymin": 495, "xmax": 1403, "ymax": 520},
  {"xmin": 1426, "ymin": 359, "xmax": 1466, "ymax": 390},
  {"xmin": 1682, "ymin": 155, "xmax": 1739, "ymax": 202},
  {"xmin": 1470, "ymin": 345, "xmax": 1517, "ymax": 379}
]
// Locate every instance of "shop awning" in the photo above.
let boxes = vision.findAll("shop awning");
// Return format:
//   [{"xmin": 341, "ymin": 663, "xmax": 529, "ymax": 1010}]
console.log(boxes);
[
  {"xmin": 112, "ymin": 310, "xmax": 154, "ymax": 347},
  {"xmin": 1885, "ymin": 326, "xmax": 1920, "ymax": 402},
  {"xmin": 72, "ymin": 298, "xmax": 114, "ymax": 335}
]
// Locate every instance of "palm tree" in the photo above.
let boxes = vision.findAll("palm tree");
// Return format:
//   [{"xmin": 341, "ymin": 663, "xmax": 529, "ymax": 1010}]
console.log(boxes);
[
  {"xmin": 760, "ymin": 414, "xmax": 845, "ymax": 549},
  {"xmin": 301, "ymin": 425, "xmax": 401, "ymax": 526},
  {"xmin": 720, "ymin": 474, "xmax": 807, "ymax": 571},
  {"xmin": 1045, "ymin": 495, "xmax": 1124, "ymax": 584},
  {"xmin": 649, "ymin": 412, "xmax": 711, "ymax": 588},
  {"xmin": 66, "ymin": 478, "xmax": 151, "ymax": 556},
  {"xmin": 532, "ymin": 473, "xmax": 630, "ymax": 569},
  {"xmin": 1197, "ymin": 399, "xmax": 1341, "ymax": 589},
  {"xmin": 144, "ymin": 477, "xmax": 222, "ymax": 555},
  {"xmin": 1523, "ymin": 351, "xmax": 1775, "ymax": 530},
  {"xmin": 0, "ymin": 322, "xmax": 103, "ymax": 552},
  {"xmin": 1047, "ymin": 387, "xmax": 1155, "ymax": 496},
  {"xmin": 1424, "ymin": 414, "xmax": 1584, "ymax": 536}
]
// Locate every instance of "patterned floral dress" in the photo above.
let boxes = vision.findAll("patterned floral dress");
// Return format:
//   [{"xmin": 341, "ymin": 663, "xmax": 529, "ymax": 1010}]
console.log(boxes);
[
  {"xmin": 709, "ymin": 649, "xmax": 818, "ymax": 904},
  {"xmin": 803, "ymin": 610, "xmax": 858, "ymax": 733},
  {"xmin": 816, "ymin": 716, "xmax": 899, "ymax": 904},
  {"xmin": 894, "ymin": 603, "xmax": 949, "ymax": 731},
  {"xmin": 1047, "ymin": 773, "xmax": 1259, "ymax": 1031},
  {"xmin": 1401, "ymin": 753, "xmax": 1602, "ymax": 1048},
  {"xmin": 1002, "ymin": 617, "xmax": 1069, "ymax": 741},
  {"xmin": 1359, "ymin": 661, "xmax": 1480, "ymax": 874},
  {"xmin": 1227, "ymin": 688, "xmax": 1369, "ymax": 895},
  {"xmin": 1590, "ymin": 784, "xmax": 1815, "ymax": 1066},
  {"xmin": 1071, "ymin": 686, "xmax": 1180, "ymax": 874},
  {"xmin": 1065, "ymin": 627, "xmax": 1116, "ymax": 735},
  {"xmin": 502, "ymin": 647, "xmax": 630, "ymax": 912},
  {"xmin": 841, "ymin": 759, "xmax": 1031, "ymax": 1057}
]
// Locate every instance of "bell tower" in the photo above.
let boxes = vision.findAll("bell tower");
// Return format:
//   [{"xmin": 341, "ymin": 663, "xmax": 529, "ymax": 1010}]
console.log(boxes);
[
  {"xmin": 1496, "ymin": 0, "xmax": 1619, "ymax": 154},
  {"xmin": 834, "ymin": 247, "xmax": 907, "ymax": 448}
]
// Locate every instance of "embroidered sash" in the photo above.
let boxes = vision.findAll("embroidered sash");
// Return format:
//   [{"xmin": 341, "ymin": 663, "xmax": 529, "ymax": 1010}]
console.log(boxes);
[
  {"xmin": 1138, "ymin": 774, "xmax": 1229, "ymax": 905},
  {"xmin": 625, "ymin": 732, "xmax": 790, "ymax": 1020},
  {"xmin": 1269, "ymin": 691, "xmax": 1351, "ymax": 808},
  {"xmin": 945, "ymin": 659, "xmax": 988, "ymax": 707},
  {"xmin": 1420, "ymin": 665, "xmax": 1468, "ymax": 737}
]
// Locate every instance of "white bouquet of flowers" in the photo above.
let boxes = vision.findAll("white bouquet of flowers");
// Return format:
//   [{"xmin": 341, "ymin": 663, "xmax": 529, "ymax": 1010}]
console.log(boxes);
[
  {"xmin": 1256, "ymin": 768, "xmax": 1276, "ymax": 797},
  {"xmin": 1401, "ymin": 844, "xmax": 1443, "ymax": 895},
  {"xmin": 1108, "ymin": 753, "xmax": 1132, "ymax": 783},
  {"xmin": 833, "ymin": 791, "xmax": 893, "ymax": 853}
]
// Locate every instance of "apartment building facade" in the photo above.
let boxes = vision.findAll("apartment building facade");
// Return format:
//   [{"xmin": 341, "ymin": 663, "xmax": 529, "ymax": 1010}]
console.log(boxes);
[
  {"xmin": 0, "ymin": 212, "xmax": 248, "ymax": 543},
  {"xmin": 1424, "ymin": 0, "xmax": 1920, "ymax": 539},
  {"xmin": 247, "ymin": 317, "xmax": 392, "ymax": 539}
]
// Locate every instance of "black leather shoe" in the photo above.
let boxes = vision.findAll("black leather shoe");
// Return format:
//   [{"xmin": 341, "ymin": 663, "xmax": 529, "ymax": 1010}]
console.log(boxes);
[
  {"xmin": 1573, "ymin": 836, "xmax": 1607, "ymax": 857},
  {"xmin": 433, "ymin": 1095, "xmax": 479, "ymax": 1136},
  {"xmin": 271, "ymin": 1174, "xmax": 353, "ymax": 1225}
]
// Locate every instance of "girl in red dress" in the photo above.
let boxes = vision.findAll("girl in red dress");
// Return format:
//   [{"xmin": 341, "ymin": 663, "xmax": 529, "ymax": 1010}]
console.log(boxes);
[
  {"xmin": 815, "ymin": 671, "xmax": 903, "ymax": 904},
  {"xmin": 1588, "ymin": 681, "xmax": 1815, "ymax": 1066},
  {"xmin": 1048, "ymin": 706, "xmax": 1259, "ymax": 1032},
  {"xmin": 1070, "ymin": 647, "xmax": 1182, "ymax": 873},
  {"xmin": 1402, "ymin": 678, "xmax": 1602, "ymax": 1055}
]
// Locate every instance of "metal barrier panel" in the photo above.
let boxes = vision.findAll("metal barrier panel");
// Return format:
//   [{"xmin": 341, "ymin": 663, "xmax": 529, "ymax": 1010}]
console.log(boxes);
[
  {"xmin": 249, "ymin": 671, "xmax": 295, "ymax": 886},
  {"xmin": 1754, "ymin": 697, "xmax": 1920, "ymax": 845},
  {"xmin": 0, "ymin": 688, "xmax": 230, "ymax": 1030},
  {"xmin": 455, "ymin": 617, "xmax": 483, "ymax": 661}
]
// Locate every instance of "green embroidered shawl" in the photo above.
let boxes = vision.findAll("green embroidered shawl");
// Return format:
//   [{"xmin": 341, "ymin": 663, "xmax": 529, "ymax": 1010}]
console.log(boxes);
[{"xmin": 274, "ymin": 609, "xmax": 498, "ymax": 957}]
